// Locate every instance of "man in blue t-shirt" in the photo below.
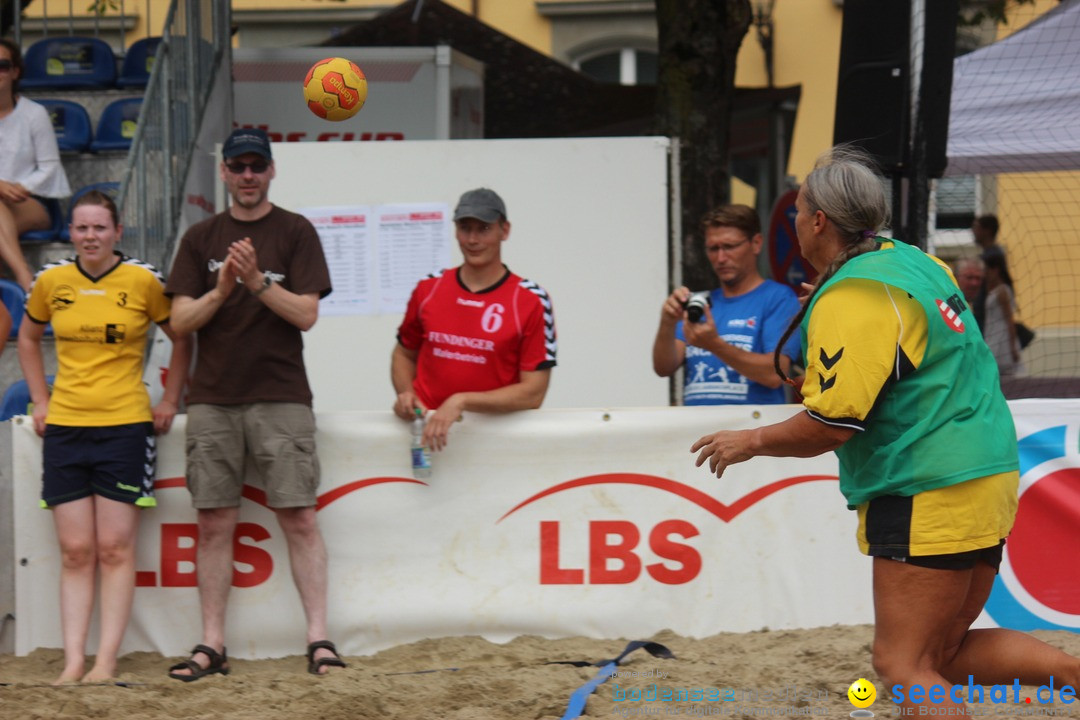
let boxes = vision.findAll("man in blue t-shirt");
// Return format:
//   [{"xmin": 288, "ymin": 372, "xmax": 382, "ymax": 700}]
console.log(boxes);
[{"xmin": 652, "ymin": 204, "xmax": 801, "ymax": 405}]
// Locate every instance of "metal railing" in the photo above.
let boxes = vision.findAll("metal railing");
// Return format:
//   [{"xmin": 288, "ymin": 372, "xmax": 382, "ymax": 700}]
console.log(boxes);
[
  {"xmin": 116, "ymin": 0, "xmax": 229, "ymax": 270},
  {"xmin": 12, "ymin": 0, "xmax": 156, "ymax": 53},
  {"xmin": 10, "ymin": 0, "xmax": 230, "ymax": 271}
]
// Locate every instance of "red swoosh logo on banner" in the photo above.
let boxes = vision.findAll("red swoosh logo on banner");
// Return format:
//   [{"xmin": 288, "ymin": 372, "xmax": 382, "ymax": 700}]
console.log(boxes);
[
  {"xmin": 497, "ymin": 473, "xmax": 838, "ymax": 523},
  {"xmin": 153, "ymin": 476, "xmax": 425, "ymax": 511}
]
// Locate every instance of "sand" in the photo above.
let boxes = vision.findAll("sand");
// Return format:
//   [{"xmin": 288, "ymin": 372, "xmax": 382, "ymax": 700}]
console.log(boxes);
[{"xmin": 1, "ymin": 626, "xmax": 1079, "ymax": 719}]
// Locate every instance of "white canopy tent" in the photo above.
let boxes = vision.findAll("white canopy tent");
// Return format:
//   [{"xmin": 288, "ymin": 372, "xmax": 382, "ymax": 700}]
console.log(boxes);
[{"xmin": 946, "ymin": 0, "xmax": 1080, "ymax": 176}]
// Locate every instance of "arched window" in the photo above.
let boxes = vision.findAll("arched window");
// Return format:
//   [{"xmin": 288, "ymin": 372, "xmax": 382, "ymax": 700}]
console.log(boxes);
[{"xmin": 574, "ymin": 48, "xmax": 657, "ymax": 85}]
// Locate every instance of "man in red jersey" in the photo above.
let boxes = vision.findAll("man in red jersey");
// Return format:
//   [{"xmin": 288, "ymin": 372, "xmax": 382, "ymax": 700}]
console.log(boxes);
[{"xmin": 392, "ymin": 188, "xmax": 557, "ymax": 450}]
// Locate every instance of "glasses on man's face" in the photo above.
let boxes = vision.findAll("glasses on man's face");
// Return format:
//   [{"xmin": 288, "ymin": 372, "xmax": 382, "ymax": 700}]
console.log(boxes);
[
  {"xmin": 0, "ymin": 60, "xmax": 14, "ymax": 72},
  {"xmin": 706, "ymin": 238, "xmax": 751, "ymax": 255},
  {"xmin": 225, "ymin": 160, "xmax": 270, "ymax": 175}
]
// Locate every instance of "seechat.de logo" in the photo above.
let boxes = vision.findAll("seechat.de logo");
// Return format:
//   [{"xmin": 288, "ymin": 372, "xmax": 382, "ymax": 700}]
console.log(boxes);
[{"xmin": 848, "ymin": 677, "xmax": 877, "ymax": 717}]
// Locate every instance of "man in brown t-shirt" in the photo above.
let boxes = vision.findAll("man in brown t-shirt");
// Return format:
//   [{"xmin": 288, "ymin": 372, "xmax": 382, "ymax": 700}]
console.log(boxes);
[{"xmin": 164, "ymin": 128, "xmax": 344, "ymax": 679}]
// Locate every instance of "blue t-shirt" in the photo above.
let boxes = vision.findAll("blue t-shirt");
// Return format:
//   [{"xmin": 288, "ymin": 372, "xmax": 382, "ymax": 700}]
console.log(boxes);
[{"xmin": 675, "ymin": 280, "xmax": 801, "ymax": 405}]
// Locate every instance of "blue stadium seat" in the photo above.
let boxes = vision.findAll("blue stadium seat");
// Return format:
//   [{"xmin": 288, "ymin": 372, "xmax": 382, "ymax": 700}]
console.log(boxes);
[
  {"xmin": 0, "ymin": 279, "xmax": 25, "ymax": 339},
  {"xmin": 37, "ymin": 99, "xmax": 94, "ymax": 153},
  {"xmin": 59, "ymin": 182, "xmax": 120, "ymax": 242},
  {"xmin": 0, "ymin": 376, "xmax": 55, "ymax": 422},
  {"xmin": 89, "ymin": 97, "xmax": 142, "ymax": 152},
  {"xmin": 18, "ymin": 197, "xmax": 64, "ymax": 243},
  {"xmin": 117, "ymin": 36, "xmax": 162, "ymax": 88},
  {"xmin": 20, "ymin": 36, "xmax": 118, "ymax": 89}
]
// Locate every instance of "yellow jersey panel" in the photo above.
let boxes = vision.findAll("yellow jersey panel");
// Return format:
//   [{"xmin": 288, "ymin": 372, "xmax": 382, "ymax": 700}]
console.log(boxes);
[
  {"xmin": 25, "ymin": 255, "xmax": 171, "ymax": 426},
  {"xmin": 801, "ymin": 276, "xmax": 930, "ymax": 430}
]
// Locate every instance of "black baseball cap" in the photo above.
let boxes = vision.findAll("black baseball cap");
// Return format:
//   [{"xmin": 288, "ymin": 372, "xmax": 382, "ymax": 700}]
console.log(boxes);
[{"xmin": 223, "ymin": 128, "xmax": 273, "ymax": 160}]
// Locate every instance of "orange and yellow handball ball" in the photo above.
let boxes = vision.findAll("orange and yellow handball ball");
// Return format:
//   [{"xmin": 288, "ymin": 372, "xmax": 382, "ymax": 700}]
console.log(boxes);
[{"xmin": 302, "ymin": 57, "xmax": 368, "ymax": 122}]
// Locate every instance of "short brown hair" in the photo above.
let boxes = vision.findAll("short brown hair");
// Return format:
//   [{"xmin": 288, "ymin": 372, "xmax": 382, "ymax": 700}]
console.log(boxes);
[
  {"xmin": 72, "ymin": 189, "xmax": 121, "ymax": 228},
  {"xmin": 700, "ymin": 204, "xmax": 761, "ymax": 240}
]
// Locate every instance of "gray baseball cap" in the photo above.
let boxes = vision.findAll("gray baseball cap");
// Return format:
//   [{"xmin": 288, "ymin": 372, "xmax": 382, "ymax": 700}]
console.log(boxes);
[{"xmin": 453, "ymin": 188, "xmax": 507, "ymax": 222}]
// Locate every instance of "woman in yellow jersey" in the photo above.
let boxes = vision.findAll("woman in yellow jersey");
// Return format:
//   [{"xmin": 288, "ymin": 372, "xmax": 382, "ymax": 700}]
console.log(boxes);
[
  {"xmin": 17, "ymin": 191, "xmax": 191, "ymax": 684},
  {"xmin": 691, "ymin": 147, "xmax": 1079, "ymax": 713}
]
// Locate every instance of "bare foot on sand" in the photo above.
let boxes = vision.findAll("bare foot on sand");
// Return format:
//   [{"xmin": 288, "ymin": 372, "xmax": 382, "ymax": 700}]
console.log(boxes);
[
  {"xmin": 82, "ymin": 665, "xmax": 116, "ymax": 683},
  {"xmin": 52, "ymin": 664, "xmax": 84, "ymax": 686}
]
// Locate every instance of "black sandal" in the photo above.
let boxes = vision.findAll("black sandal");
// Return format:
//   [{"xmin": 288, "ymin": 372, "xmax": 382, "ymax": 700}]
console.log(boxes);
[
  {"xmin": 168, "ymin": 644, "xmax": 230, "ymax": 682},
  {"xmin": 306, "ymin": 640, "xmax": 347, "ymax": 675}
]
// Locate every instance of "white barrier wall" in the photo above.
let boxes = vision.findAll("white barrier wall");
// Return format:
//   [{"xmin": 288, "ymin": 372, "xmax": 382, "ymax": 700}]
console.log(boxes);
[
  {"xmin": 267, "ymin": 137, "xmax": 674, "ymax": 412},
  {"xmin": 9, "ymin": 401, "xmax": 1080, "ymax": 659}
]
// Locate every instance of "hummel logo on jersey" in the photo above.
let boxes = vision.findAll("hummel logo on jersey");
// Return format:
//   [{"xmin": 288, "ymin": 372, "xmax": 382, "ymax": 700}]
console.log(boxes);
[
  {"xmin": 105, "ymin": 324, "xmax": 126, "ymax": 344},
  {"xmin": 819, "ymin": 372, "xmax": 837, "ymax": 392},
  {"xmin": 456, "ymin": 298, "xmax": 484, "ymax": 308},
  {"xmin": 820, "ymin": 347, "xmax": 843, "ymax": 370},
  {"xmin": 945, "ymin": 293, "xmax": 967, "ymax": 316}
]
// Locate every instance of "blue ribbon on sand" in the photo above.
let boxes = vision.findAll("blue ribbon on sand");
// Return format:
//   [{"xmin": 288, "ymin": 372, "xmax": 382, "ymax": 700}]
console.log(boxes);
[{"xmin": 555, "ymin": 640, "xmax": 675, "ymax": 720}]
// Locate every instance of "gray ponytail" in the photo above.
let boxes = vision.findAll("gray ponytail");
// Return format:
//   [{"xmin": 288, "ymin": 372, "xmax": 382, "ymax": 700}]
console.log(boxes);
[{"xmin": 773, "ymin": 147, "xmax": 889, "ymax": 385}]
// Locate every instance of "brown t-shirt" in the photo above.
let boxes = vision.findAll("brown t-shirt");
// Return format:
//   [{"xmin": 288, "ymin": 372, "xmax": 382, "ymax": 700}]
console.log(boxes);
[{"xmin": 166, "ymin": 205, "xmax": 332, "ymax": 405}]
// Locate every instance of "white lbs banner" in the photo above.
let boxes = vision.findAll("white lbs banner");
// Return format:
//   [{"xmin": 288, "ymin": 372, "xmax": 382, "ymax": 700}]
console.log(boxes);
[{"xmin": 10, "ymin": 402, "xmax": 1079, "ymax": 658}]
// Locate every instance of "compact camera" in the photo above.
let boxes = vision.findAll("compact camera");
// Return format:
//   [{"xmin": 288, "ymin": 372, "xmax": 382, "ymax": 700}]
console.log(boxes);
[{"xmin": 683, "ymin": 291, "xmax": 712, "ymax": 323}]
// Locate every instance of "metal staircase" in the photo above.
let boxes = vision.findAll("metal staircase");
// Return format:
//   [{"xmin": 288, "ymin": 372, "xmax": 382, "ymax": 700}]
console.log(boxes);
[{"xmin": 118, "ymin": 0, "xmax": 231, "ymax": 271}]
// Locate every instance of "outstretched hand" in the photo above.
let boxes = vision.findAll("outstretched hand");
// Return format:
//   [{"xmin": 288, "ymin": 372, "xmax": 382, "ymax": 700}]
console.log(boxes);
[{"xmin": 690, "ymin": 429, "xmax": 755, "ymax": 478}]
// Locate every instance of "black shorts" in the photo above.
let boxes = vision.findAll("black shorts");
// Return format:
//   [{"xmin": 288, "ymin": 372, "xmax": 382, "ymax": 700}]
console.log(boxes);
[
  {"xmin": 857, "ymin": 472, "xmax": 1017, "ymax": 571},
  {"xmin": 42, "ymin": 423, "xmax": 157, "ymax": 508},
  {"xmin": 884, "ymin": 540, "xmax": 1006, "ymax": 571}
]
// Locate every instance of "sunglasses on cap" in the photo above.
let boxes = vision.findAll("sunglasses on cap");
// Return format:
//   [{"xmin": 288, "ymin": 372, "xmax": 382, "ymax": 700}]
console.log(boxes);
[
  {"xmin": 225, "ymin": 160, "xmax": 270, "ymax": 174},
  {"xmin": 0, "ymin": 60, "xmax": 14, "ymax": 71}
]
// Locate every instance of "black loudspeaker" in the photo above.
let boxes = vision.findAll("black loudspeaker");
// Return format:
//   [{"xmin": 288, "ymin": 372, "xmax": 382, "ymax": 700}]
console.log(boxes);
[
  {"xmin": 833, "ymin": 0, "xmax": 957, "ymax": 177},
  {"xmin": 833, "ymin": 0, "xmax": 911, "ymax": 173},
  {"xmin": 920, "ymin": 0, "xmax": 959, "ymax": 178}
]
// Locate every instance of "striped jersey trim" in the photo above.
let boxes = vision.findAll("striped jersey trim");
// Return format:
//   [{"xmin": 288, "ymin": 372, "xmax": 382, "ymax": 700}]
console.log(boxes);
[{"xmin": 519, "ymin": 278, "xmax": 557, "ymax": 362}]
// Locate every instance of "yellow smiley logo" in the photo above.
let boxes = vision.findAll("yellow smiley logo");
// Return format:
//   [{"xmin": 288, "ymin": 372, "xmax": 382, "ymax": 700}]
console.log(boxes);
[{"xmin": 848, "ymin": 677, "xmax": 877, "ymax": 708}]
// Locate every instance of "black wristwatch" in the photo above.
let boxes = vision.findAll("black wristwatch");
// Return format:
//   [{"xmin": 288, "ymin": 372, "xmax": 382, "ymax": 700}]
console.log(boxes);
[{"xmin": 252, "ymin": 275, "xmax": 273, "ymax": 296}]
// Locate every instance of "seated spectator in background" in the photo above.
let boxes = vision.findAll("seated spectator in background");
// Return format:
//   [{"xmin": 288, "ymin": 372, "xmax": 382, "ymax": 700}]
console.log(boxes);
[
  {"xmin": 653, "ymin": 204, "xmax": 801, "ymax": 405},
  {"xmin": 982, "ymin": 252, "xmax": 1025, "ymax": 377},
  {"xmin": 972, "ymin": 214, "xmax": 1005, "ymax": 263},
  {"xmin": 392, "ymin": 188, "xmax": 557, "ymax": 451},
  {"xmin": 0, "ymin": 38, "xmax": 71, "ymax": 292},
  {"xmin": 953, "ymin": 256, "xmax": 986, "ymax": 331}
]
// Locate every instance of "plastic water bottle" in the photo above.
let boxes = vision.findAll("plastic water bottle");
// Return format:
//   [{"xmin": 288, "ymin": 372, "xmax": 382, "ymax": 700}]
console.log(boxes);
[{"xmin": 411, "ymin": 408, "xmax": 432, "ymax": 478}]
